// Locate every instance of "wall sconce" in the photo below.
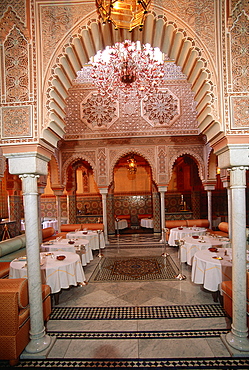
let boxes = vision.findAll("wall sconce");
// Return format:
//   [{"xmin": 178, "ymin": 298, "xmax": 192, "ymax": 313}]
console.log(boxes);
[{"xmin": 127, "ymin": 155, "xmax": 137, "ymax": 174}]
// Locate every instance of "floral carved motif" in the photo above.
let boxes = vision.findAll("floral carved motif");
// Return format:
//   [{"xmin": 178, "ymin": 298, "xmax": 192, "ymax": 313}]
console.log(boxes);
[
  {"xmin": 231, "ymin": 96, "xmax": 249, "ymax": 128},
  {"xmin": 1, "ymin": 106, "xmax": 32, "ymax": 138},
  {"xmin": 141, "ymin": 90, "xmax": 180, "ymax": 127},
  {"xmin": 80, "ymin": 93, "xmax": 118, "ymax": 130},
  {"xmin": 4, "ymin": 26, "xmax": 29, "ymax": 102}
]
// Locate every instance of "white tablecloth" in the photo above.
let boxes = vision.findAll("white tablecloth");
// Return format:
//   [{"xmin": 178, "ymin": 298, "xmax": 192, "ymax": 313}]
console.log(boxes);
[
  {"xmin": 9, "ymin": 251, "xmax": 86, "ymax": 294},
  {"xmin": 168, "ymin": 227, "xmax": 206, "ymax": 246},
  {"xmin": 66, "ymin": 230, "xmax": 105, "ymax": 250},
  {"xmin": 191, "ymin": 249, "xmax": 232, "ymax": 292},
  {"xmin": 115, "ymin": 219, "xmax": 128, "ymax": 230},
  {"xmin": 42, "ymin": 220, "xmax": 58, "ymax": 230},
  {"xmin": 140, "ymin": 218, "xmax": 154, "ymax": 228},
  {"xmin": 180, "ymin": 235, "xmax": 230, "ymax": 265},
  {"xmin": 41, "ymin": 238, "xmax": 92, "ymax": 266}
]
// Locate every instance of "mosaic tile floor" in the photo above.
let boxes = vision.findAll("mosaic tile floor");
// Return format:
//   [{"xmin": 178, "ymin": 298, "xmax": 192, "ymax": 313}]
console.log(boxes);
[{"xmin": 2, "ymin": 234, "xmax": 248, "ymax": 368}]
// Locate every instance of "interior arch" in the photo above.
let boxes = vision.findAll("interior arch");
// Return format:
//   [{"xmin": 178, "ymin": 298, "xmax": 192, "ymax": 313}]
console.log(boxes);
[{"xmin": 41, "ymin": 11, "xmax": 223, "ymax": 149}]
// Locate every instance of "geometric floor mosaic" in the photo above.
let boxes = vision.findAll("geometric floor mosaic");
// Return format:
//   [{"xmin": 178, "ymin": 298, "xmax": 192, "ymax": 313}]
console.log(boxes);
[
  {"xmin": 50, "ymin": 304, "xmax": 226, "ymax": 320},
  {"xmin": 1, "ymin": 358, "xmax": 249, "ymax": 368},
  {"xmin": 89, "ymin": 256, "xmax": 179, "ymax": 282},
  {"xmin": 47, "ymin": 328, "xmax": 230, "ymax": 339}
]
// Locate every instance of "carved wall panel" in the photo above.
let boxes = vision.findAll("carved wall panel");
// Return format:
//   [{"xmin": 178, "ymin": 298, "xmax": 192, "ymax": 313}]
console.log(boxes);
[
  {"xmin": 230, "ymin": 96, "xmax": 249, "ymax": 129},
  {"xmin": 230, "ymin": 9, "xmax": 249, "ymax": 93},
  {"xmin": 1, "ymin": 106, "xmax": 32, "ymax": 138},
  {"xmin": 80, "ymin": 92, "xmax": 119, "ymax": 130},
  {"xmin": 4, "ymin": 26, "xmax": 29, "ymax": 102}
]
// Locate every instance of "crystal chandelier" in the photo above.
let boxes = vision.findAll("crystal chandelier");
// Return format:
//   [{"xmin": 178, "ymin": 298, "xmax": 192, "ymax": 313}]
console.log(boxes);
[
  {"xmin": 95, "ymin": 0, "xmax": 151, "ymax": 32},
  {"xmin": 127, "ymin": 155, "xmax": 137, "ymax": 174},
  {"xmin": 90, "ymin": 40, "xmax": 164, "ymax": 99}
]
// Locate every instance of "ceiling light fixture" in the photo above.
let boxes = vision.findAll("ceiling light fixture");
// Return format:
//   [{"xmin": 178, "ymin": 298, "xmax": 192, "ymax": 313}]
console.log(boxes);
[
  {"xmin": 95, "ymin": 0, "xmax": 151, "ymax": 32},
  {"xmin": 90, "ymin": 40, "xmax": 164, "ymax": 100},
  {"xmin": 127, "ymin": 155, "xmax": 137, "ymax": 174}
]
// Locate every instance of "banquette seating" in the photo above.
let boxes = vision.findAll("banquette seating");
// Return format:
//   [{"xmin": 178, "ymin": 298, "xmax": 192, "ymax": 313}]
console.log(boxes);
[
  {"xmin": 165, "ymin": 219, "xmax": 229, "ymax": 238},
  {"xmin": 165, "ymin": 219, "xmax": 210, "ymax": 230},
  {"xmin": 221, "ymin": 271, "xmax": 249, "ymax": 327},
  {"xmin": 0, "ymin": 278, "xmax": 52, "ymax": 365}
]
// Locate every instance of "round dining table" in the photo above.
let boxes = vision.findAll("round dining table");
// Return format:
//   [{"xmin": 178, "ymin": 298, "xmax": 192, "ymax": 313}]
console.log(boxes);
[
  {"xmin": 9, "ymin": 251, "xmax": 86, "ymax": 294},
  {"xmin": 140, "ymin": 218, "xmax": 154, "ymax": 228},
  {"xmin": 168, "ymin": 226, "xmax": 206, "ymax": 246},
  {"xmin": 180, "ymin": 235, "xmax": 230, "ymax": 265},
  {"xmin": 41, "ymin": 238, "xmax": 92, "ymax": 266},
  {"xmin": 191, "ymin": 248, "xmax": 232, "ymax": 292},
  {"xmin": 66, "ymin": 230, "xmax": 105, "ymax": 250}
]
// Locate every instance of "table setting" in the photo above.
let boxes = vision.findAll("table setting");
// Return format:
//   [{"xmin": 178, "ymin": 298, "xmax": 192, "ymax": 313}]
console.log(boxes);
[
  {"xmin": 9, "ymin": 251, "xmax": 86, "ymax": 294},
  {"xmin": 41, "ymin": 237, "xmax": 92, "ymax": 266},
  {"xmin": 191, "ymin": 248, "xmax": 233, "ymax": 293},
  {"xmin": 66, "ymin": 229, "xmax": 105, "ymax": 250},
  {"xmin": 168, "ymin": 226, "xmax": 206, "ymax": 246},
  {"xmin": 140, "ymin": 218, "xmax": 154, "ymax": 228},
  {"xmin": 180, "ymin": 234, "xmax": 230, "ymax": 265}
]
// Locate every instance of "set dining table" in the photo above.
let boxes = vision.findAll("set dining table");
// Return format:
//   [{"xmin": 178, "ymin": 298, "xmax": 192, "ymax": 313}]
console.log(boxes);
[
  {"xmin": 180, "ymin": 234, "xmax": 230, "ymax": 265},
  {"xmin": 66, "ymin": 230, "xmax": 105, "ymax": 250},
  {"xmin": 42, "ymin": 219, "xmax": 58, "ymax": 230},
  {"xmin": 140, "ymin": 218, "xmax": 154, "ymax": 228},
  {"xmin": 168, "ymin": 226, "xmax": 206, "ymax": 246},
  {"xmin": 191, "ymin": 248, "xmax": 233, "ymax": 293},
  {"xmin": 41, "ymin": 238, "xmax": 93, "ymax": 266},
  {"xmin": 115, "ymin": 219, "xmax": 128, "ymax": 230},
  {"xmin": 9, "ymin": 251, "xmax": 86, "ymax": 295}
]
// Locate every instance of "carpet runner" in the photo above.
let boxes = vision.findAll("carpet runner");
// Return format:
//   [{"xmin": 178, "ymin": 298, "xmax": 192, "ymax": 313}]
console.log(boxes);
[{"xmin": 89, "ymin": 255, "xmax": 179, "ymax": 282}]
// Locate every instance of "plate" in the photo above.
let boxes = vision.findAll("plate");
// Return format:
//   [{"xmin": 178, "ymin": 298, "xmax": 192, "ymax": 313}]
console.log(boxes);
[
  {"xmin": 209, "ymin": 247, "xmax": 218, "ymax": 252},
  {"xmin": 56, "ymin": 255, "xmax": 66, "ymax": 261},
  {"xmin": 192, "ymin": 235, "xmax": 199, "ymax": 239},
  {"xmin": 212, "ymin": 256, "xmax": 223, "ymax": 260}
]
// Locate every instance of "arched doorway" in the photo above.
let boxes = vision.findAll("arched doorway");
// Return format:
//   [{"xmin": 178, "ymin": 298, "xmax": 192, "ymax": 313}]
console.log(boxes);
[{"xmin": 113, "ymin": 153, "xmax": 154, "ymax": 233}]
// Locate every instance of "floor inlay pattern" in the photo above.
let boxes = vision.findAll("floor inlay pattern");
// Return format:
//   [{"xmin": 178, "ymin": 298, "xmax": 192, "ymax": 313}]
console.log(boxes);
[
  {"xmin": 47, "ymin": 328, "xmax": 230, "ymax": 339},
  {"xmin": 50, "ymin": 304, "xmax": 226, "ymax": 320},
  {"xmin": 1, "ymin": 358, "xmax": 249, "ymax": 368},
  {"xmin": 89, "ymin": 256, "xmax": 179, "ymax": 282}
]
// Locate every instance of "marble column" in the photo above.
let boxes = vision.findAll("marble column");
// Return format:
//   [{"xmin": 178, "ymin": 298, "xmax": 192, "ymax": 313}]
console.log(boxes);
[
  {"xmin": 20, "ymin": 174, "xmax": 51, "ymax": 353},
  {"xmin": 158, "ymin": 186, "xmax": 167, "ymax": 240},
  {"xmin": 222, "ymin": 180, "xmax": 232, "ymax": 240},
  {"xmin": 100, "ymin": 187, "xmax": 109, "ymax": 244},
  {"xmin": 225, "ymin": 166, "xmax": 249, "ymax": 352},
  {"xmin": 4, "ymin": 151, "xmax": 53, "ymax": 356},
  {"xmin": 53, "ymin": 188, "xmax": 64, "ymax": 233},
  {"xmin": 204, "ymin": 185, "xmax": 215, "ymax": 230}
]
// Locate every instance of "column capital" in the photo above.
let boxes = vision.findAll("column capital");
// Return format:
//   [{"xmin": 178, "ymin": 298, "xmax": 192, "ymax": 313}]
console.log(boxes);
[
  {"xmin": 99, "ymin": 187, "xmax": 108, "ymax": 195},
  {"xmin": 5, "ymin": 152, "xmax": 50, "ymax": 176},
  {"xmin": 158, "ymin": 186, "xmax": 167, "ymax": 193}
]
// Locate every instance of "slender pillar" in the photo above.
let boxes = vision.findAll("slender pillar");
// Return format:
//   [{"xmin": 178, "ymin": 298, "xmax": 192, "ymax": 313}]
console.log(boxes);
[
  {"xmin": 158, "ymin": 186, "xmax": 167, "ymax": 240},
  {"xmin": 100, "ymin": 187, "xmax": 109, "ymax": 244},
  {"xmin": 227, "ymin": 187, "xmax": 232, "ymax": 239},
  {"xmin": 20, "ymin": 174, "xmax": 51, "ymax": 353},
  {"xmin": 204, "ymin": 185, "xmax": 215, "ymax": 230},
  {"xmin": 52, "ymin": 188, "xmax": 64, "ymax": 233},
  {"xmin": 225, "ymin": 166, "xmax": 249, "ymax": 352}
]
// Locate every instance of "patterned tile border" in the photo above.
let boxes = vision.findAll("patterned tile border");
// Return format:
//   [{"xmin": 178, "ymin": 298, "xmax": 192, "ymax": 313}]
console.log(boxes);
[
  {"xmin": 47, "ymin": 328, "xmax": 230, "ymax": 340},
  {"xmin": 50, "ymin": 304, "xmax": 226, "ymax": 320},
  {"xmin": 1, "ymin": 357, "xmax": 249, "ymax": 368}
]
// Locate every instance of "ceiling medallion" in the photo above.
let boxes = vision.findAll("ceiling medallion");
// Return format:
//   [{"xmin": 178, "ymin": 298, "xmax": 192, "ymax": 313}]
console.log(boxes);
[
  {"xmin": 95, "ymin": 0, "xmax": 151, "ymax": 32},
  {"xmin": 90, "ymin": 40, "xmax": 164, "ymax": 100}
]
